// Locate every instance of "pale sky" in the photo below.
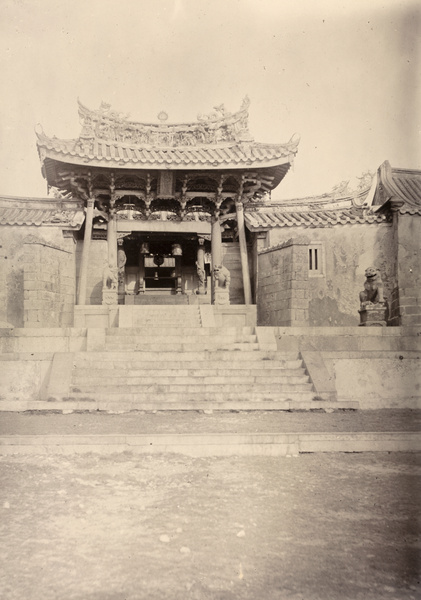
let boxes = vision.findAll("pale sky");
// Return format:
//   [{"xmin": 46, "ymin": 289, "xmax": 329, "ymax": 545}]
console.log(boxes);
[{"xmin": 0, "ymin": 0, "xmax": 419, "ymax": 200}]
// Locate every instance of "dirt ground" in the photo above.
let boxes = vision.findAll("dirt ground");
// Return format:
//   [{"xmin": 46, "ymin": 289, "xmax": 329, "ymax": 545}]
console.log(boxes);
[{"xmin": 0, "ymin": 451, "xmax": 420, "ymax": 600}]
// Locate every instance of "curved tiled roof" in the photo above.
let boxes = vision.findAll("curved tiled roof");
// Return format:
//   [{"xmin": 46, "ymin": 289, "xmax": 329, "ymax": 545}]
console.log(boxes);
[
  {"xmin": 36, "ymin": 99, "xmax": 299, "ymax": 178},
  {"xmin": 0, "ymin": 196, "xmax": 84, "ymax": 228},
  {"xmin": 36, "ymin": 131, "xmax": 298, "ymax": 171},
  {"xmin": 244, "ymin": 206, "xmax": 388, "ymax": 230},
  {"xmin": 374, "ymin": 161, "xmax": 421, "ymax": 215}
]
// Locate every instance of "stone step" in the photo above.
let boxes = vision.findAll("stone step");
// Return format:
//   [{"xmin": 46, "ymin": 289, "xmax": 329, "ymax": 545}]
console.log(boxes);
[
  {"xmin": 217, "ymin": 343, "xmax": 259, "ymax": 351},
  {"xmin": 130, "ymin": 320, "xmax": 202, "ymax": 327},
  {"xmin": 74, "ymin": 359, "xmax": 304, "ymax": 371},
  {"xmin": 73, "ymin": 367, "xmax": 305, "ymax": 378},
  {"xmin": 106, "ymin": 327, "xmax": 255, "ymax": 336},
  {"xmin": 127, "ymin": 307, "xmax": 201, "ymax": 314},
  {"xmin": 72, "ymin": 374, "xmax": 310, "ymax": 386},
  {"xmin": 104, "ymin": 335, "xmax": 258, "ymax": 346},
  {"xmin": 66, "ymin": 390, "xmax": 317, "ymax": 403},
  {"xmin": 126, "ymin": 304, "xmax": 199, "ymax": 314},
  {"xmin": 103, "ymin": 342, "xmax": 260, "ymax": 352},
  {"xmin": 0, "ymin": 399, "xmax": 360, "ymax": 413},
  {"xmin": 131, "ymin": 295, "xmax": 190, "ymax": 305},
  {"xmin": 105, "ymin": 333, "xmax": 257, "ymax": 342},
  {"xmin": 70, "ymin": 382, "xmax": 313, "ymax": 394},
  {"xmin": 74, "ymin": 351, "xmax": 299, "ymax": 362},
  {"xmin": 2, "ymin": 431, "xmax": 415, "ymax": 456}
]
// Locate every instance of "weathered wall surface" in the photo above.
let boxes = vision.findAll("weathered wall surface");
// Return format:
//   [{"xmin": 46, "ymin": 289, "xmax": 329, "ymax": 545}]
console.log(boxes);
[
  {"xmin": 0, "ymin": 227, "xmax": 25, "ymax": 327},
  {"xmin": 23, "ymin": 236, "xmax": 76, "ymax": 327},
  {"xmin": 324, "ymin": 356, "xmax": 421, "ymax": 409},
  {"xmin": 0, "ymin": 226, "xmax": 75, "ymax": 328},
  {"xmin": 0, "ymin": 358, "xmax": 51, "ymax": 401},
  {"xmin": 261, "ymin": 223, "xmax": 394, "ymax": 326}
]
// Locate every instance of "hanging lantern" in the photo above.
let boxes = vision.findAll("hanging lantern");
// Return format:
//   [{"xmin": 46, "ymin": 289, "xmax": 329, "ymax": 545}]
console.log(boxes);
[
  {"xmin": 172, "ymin": 243, "xmax": 182, "ymax": 256},
  {"xmin": 140, "ymin": 242, "xmax": 150, "ymax": 254}
]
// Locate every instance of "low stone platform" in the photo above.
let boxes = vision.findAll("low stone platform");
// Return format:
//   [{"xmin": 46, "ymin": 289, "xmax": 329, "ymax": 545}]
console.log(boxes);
[{"xmin": 1, "ymin": 410, "xmax": 419, "ymax": 456}]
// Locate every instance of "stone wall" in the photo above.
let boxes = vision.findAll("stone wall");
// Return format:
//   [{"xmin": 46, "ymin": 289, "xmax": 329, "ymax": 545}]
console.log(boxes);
[
  {"xmin": 258, "ymin": 223, "xmax": 394, "ymax": 326},
  {"xmin": 23, "ymin": 236, "xmax": 76, "ymax": 327},
  {"xmin": 0, "ymin": 226, "xmax": 76, "ymax": 328},
  {"xmin": 257, "ymin": 237, "xmax": 309, "ymax": 326}
]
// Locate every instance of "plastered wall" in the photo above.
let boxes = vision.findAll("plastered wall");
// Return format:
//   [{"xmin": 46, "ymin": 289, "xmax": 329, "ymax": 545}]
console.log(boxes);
[
  {"xmin": 396, "ymin": 215, "xmax": 421, "ymax": 326},
  {"xmin": 258, "ymin": 223, "xmax": 394, "ymax": 326}
]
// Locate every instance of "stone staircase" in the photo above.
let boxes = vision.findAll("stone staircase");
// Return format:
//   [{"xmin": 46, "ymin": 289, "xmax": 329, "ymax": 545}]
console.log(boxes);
[
  {"xmin": 131, "ymin": 294, "xmax": 189, "ymax": 305},
  {"xmin": 64, "ymin": 305, "xmax": 323, "ymax": 411}
]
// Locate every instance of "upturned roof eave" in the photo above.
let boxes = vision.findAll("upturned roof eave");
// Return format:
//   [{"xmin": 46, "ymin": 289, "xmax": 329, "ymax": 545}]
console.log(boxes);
[{"xmin": 38, "ymin": 145, "xmax": 295, "ymax": 173}]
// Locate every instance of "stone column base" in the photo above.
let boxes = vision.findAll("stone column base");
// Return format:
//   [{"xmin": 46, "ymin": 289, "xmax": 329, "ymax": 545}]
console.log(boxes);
[{"xmin": 359, "ymin": 303, "xmax": 387, "ymax": 326}]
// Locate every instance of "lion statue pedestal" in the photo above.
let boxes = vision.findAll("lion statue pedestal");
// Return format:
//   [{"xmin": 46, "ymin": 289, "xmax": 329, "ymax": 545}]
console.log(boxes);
[
  {"xmin": 102, "ymin": 263, "xmax": 118, "ymax": 306},
  {"xmin": 358, "ymin": 267, "xmax": 387, "ymax": 326},
  {"xmin": 213, "ymin": 264, "xmax": 230, "ymax": 306}
]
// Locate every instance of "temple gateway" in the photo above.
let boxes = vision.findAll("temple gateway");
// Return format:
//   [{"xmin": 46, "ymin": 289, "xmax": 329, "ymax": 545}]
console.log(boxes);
[
  {"xmin": 0, "ymin": 98, "xmax": 420, "ymax": 330},
  {"xmin": 35, "ymin": 97, "xmax": 299, "ymax": 315},
  {"xmin": 0, "ymin": 98, "xmax": 420, "ymax": 411}
]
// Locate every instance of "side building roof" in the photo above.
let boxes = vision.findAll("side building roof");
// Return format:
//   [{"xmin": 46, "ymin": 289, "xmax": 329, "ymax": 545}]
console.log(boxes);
[
  {"xmin": 245, "ymin": 174, "xmax": 388, "ymax": 230},
  {"xmin": 0, "ymin": 196, "xmax": 84, "ymax": 228},
  {"xmin": 372, "ymin": 160, "xmax": 421, "ymax": 215}
]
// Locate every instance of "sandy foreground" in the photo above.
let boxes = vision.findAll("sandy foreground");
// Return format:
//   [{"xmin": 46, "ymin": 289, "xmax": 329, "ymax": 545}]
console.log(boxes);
[{"xmin": 0, "ymin": 449, "xmax": 420, "ymax": 600}]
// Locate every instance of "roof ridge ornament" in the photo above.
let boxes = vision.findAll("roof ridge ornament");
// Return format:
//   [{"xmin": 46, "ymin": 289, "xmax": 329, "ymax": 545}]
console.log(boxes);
[
  {"xmin": 76, "ymin": 97, "xmax": 254, "ymax": 147},
  {"xmin": 157, "ymin": 111, "xmax": 168, "ymax": 122}
]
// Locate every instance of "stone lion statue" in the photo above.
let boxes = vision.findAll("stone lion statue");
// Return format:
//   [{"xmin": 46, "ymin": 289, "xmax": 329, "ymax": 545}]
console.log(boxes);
[
  {"xmin": 359, "ymin": 267, "xmax": 385, "ymax": 307},
  {"xmin": 213, "ymin": 264, "xmax": 230, "ymax": 289}
]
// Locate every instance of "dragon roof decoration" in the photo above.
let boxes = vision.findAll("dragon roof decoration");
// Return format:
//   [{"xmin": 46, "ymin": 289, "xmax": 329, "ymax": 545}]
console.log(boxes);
[{"xmin": 77, "ymin": 96, "xmax": 256, "ymax": 147}]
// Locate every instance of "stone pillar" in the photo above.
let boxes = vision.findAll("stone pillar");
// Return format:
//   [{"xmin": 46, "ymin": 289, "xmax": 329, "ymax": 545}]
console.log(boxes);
[
  {"xmin": 107, "ymin": 210, "xmax": 117, "ymax": 268},
  {"xmin": 77, "ymin": 197, "xmax": 95, "ymax": 305},
  {"xmin": 211, "ymin": 215, "xmax": 229, "ymax": 304},
  {"xmin": 196, "ymin": 238, "xmax": 206, "ymax": 294},
  {"xmin": 117, "ymin": 239, "xmax": 127, "ymax": 304},
  {"xmin": 236, "ymin": 199, "xmax": 252, "ymax": 305},
  {"xmin": 102, "ymin": 210, "xmax": 118, "ymax": 305},
  {"xmin": 211, "ymin": 215, "xmax": 222, "ymax": 268}
]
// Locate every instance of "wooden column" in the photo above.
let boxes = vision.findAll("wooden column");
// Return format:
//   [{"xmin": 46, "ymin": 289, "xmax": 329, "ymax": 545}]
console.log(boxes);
[
  {"xmin": 77, "ymin": 197, "xmax": 95, "ymax": 305},
  {"xmin": 236, "ymin": 199, "xmax": 252, "ymax": 305}
]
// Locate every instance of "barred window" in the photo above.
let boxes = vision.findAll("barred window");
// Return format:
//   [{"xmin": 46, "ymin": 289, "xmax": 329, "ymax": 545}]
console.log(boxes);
[{"xmin": 308, "ymin": 243, "xmax": 324, "ymax": 276}]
